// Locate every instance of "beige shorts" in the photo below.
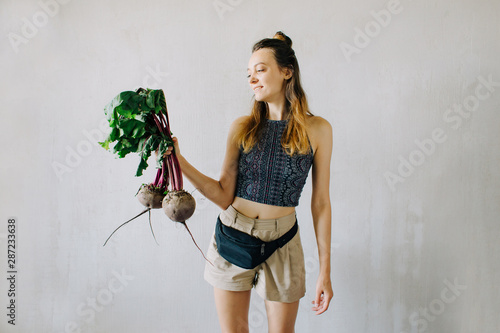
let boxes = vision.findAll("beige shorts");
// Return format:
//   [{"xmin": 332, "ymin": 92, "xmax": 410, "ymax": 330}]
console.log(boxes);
[{"xmin": 203, "ymin": 204, "xmax": 306, "ymax": 303}]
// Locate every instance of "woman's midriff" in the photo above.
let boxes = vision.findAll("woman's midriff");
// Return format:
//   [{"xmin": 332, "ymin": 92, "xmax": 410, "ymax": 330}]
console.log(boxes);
[{"xmin": 231, "ymin": 196, "xmax": 296, "ymax": 219}]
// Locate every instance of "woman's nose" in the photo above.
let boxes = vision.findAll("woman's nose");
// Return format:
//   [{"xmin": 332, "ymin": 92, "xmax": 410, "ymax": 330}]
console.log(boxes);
[{"xmin": 248, "ymin": 73, "xmax": 257, "ymax": 84}]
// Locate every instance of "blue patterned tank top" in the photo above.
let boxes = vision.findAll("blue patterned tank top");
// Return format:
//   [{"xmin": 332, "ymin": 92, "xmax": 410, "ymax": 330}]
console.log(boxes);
[{"xmin": 235, "ymin": 118, "xmax": 314, "ymax": 207}]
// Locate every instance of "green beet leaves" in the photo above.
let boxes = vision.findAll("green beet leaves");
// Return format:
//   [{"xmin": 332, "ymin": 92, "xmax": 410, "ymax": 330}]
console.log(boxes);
[{"xmin": 99, "ymin": 88, "xmax": 173, "ymax": 177}]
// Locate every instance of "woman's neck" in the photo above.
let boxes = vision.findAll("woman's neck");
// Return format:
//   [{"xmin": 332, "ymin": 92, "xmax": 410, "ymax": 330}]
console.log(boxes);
[{"xmin": 266, "ymin": 96, "xmax": 287, "ymax": 120}]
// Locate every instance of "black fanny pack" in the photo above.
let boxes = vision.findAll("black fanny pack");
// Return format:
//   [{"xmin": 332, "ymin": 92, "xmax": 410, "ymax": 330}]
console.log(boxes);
[{"xmin": 214, "ymin": 215, "xmax": 298, "ymax": 269}]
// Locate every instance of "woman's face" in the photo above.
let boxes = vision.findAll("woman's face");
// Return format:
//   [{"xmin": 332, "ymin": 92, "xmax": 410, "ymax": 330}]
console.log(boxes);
[{"xmin": 247, "ymin": 48, "xmax": 290, "ymax": 103}]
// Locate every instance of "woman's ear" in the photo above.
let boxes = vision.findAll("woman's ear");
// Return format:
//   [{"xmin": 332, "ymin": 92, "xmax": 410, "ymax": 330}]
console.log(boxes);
[{"xmin": 284, "ymin": 67, "xmax": 293, "ymax": 80}]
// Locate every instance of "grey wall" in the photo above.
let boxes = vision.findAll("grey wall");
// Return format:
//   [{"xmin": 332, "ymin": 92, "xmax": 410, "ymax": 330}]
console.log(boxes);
[{"xmin": 1, "ymin": 0, "xmax": 499, "ymax": 332}]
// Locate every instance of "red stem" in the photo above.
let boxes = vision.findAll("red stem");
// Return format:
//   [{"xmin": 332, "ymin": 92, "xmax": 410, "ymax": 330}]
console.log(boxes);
[
  {"xmin": 150, "ymin": 111, "xmax": 171, "ymax": 189},
  {"xmin": 153, "ymin": 168, "xmax": 162, "ymax": 187},
  {"xmin": 164, "ymin": 104, "xmax": 171, "ymax": 132},
  {"xmin": 160, "ymin": 111, "xmax": 171, "ymax": 136},
  {"xmin": 166, "ymin": 155, "xmax": 175, "ymax": 190},
  {"xmin": 149, "ymin": 94, "xmax": 183, "ymax": 192},
  {"xmin": 162, "ymin": 159, "xmax": 169, "ymax": 188},
  {"xmin": 152, "ymin": 113, "xmax": 165, "ymax": 136},
  {"xmin": 172, "ymin": 154, "xmax": 183, "ymax": 190}
]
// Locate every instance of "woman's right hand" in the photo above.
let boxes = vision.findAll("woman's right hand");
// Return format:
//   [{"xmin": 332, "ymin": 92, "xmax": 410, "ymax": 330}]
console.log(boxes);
[{"xmin": 155, "ymin": 137, "xmax": 180, "ymax": 158}]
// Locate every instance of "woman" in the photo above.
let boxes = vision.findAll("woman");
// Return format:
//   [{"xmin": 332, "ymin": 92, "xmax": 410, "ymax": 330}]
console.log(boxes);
[{"xmin": 161, "ymin": 31, "xmax": 333, "ymax": 332}]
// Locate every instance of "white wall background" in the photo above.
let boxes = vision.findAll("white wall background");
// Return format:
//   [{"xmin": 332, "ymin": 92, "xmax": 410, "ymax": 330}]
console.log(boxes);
[{"xmin": 1, "ymin": 0, "xmax": 499, "ymax": 332}]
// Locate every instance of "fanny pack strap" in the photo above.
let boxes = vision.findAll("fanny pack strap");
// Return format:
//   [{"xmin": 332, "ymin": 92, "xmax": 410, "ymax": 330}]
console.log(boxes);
[{"xmin": 268, "ymin": 220, "xmax": 298, "ymax": 249}]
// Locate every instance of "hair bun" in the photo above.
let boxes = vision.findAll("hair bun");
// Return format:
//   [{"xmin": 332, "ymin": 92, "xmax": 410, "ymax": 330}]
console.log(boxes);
[{"xmin": 273, "ymin": 31, "xmax": 293, "ymax": 48}]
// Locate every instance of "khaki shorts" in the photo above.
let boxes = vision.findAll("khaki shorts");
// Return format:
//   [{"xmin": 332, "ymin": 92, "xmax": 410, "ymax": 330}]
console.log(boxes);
[{"xmin": 203, "ymin": 204, "xmax": 306, "ymax": 303}]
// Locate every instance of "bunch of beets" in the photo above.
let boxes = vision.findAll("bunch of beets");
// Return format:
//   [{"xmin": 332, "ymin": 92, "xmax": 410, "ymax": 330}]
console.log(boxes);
[{"xmin": 98, "ymin": 87, "xmax": 209, "ymax": 263}]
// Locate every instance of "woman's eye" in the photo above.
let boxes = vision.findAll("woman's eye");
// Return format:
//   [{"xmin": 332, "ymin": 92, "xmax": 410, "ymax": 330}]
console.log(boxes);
[{"xmin": 247, "ymin": 69, "xmax": 264, "ymax": 78}]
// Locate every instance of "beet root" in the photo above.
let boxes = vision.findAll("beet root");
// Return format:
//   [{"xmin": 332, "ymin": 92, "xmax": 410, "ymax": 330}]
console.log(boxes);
[
  {"xmin": 162, "ymin": 189, "xmax": 196, "ymax": 222},
  {"xmin": 136, "ymin": 184, "xmax": 165, "ymax": 209}
]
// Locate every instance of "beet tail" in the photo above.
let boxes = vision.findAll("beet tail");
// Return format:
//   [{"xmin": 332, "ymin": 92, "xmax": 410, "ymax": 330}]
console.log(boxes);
[
  {"xmin": 181, "ymin": 221, "xmax": 214, "ymax": 266},
  {"xmin": 148, "ymin": 209, "xmax": 159, "ymax": 245},
  {"xmin": 103, "ymin": 208, "xmax": 151, "ymax": 246}
]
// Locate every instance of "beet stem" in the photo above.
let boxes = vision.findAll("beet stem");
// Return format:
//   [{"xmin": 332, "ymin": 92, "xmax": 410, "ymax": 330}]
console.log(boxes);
[
  {"xmin": 103, "ymin": 208, "xmax": 151, "ymax": 246},
  {"xmin": 171, "ymin": 154, "xmax": 182, "ymax": 190},
  {"xmin": 153, "ymin": 168, "xmax": 162, "ymax": 187},
  {"xmin": 160, "ymin": 110, "xmax": 170, "ymax": 136},
  {"xmin": 162, "ymin": 158, "xmax": 169, "ymax": 188},
  {"xmin": 163, "ymin": 107, "xmax": 171, "ymax": 133},
  {"xmin": 152, "ymin": 100, "xmax": 182, "ymax": 192},
  {"xmin": 166, "ymin": 155, "xmax": 175, "ymax": 190},
  {"xmin": 181, "ymin": 222, "xmax": 214, "ymax": 266},
  {"xmin": 151, "ymin": 113, "xmax": 165, "ymax": 136}
]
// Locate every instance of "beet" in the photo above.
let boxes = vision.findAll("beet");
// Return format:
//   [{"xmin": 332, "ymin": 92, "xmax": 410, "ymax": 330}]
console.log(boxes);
[
  {"xmin": 137, "ymin": 184, "xmax": 165, "ymax": 209},
  {"xmin": 162, "ymin": 190, "xmax": 196, "ymax": 222}
]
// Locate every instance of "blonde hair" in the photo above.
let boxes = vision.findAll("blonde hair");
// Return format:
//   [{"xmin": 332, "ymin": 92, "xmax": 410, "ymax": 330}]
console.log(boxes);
[{"xmin": 234, "ymin": 31, "xmax": 314, "ymax": 156}]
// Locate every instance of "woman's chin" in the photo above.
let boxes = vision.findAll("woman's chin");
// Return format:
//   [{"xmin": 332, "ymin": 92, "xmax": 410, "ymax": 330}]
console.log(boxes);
[{"xmin": 254, "ymin": 94, "xmax": 265, "ymax": 102}]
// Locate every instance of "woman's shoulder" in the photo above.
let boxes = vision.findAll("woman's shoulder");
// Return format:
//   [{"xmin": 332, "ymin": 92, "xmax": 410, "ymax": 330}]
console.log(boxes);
[
  {"xmin": 227, "ymin": 115, "xmax": 251, "ymax": 143},
  {"xmin": 228, "ymin": 115, "xmax": 250, "ymax": 130},
  {"xmin": 306, "ymin": 115, "xmax": 332, "ymax": 132},
  {"xmin": 232, "ymin": 115, "xmax": 251, "ymax": 126},
  {"xmin": 305, "ymin": 115, "xmax": 332, "ymax": 156}
]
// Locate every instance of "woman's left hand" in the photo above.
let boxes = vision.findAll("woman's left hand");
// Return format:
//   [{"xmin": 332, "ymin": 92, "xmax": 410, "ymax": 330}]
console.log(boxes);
[{"xmin": 312, "ymin": 274, "xmax": 333, "ymax": 315}]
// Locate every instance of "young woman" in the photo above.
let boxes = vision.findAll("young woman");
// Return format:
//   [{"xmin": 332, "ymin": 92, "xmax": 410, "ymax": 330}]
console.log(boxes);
[{"xmin": 161, "ymin": 31, "xmax": 333, "ymax": 332}]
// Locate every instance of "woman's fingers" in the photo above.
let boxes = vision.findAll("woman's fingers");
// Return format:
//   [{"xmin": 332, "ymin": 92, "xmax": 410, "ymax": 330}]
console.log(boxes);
[
  {"xmin": 160, "ymin": 146, "xmax": 174, "ymax": 158},
  {"xmin": 171, "ymin": 137, "xmax": 181, "ymax": 156},
  {"xmin": 154, "ymin": 146, "xmax": 174, "ymax": 158},
  {"xmin": 311, "ymin": 292, "xmax": 332, "ymax": 315},
  {"xmin": 154, "ymin": 138, "xmax": 178, "ymax": 158}
]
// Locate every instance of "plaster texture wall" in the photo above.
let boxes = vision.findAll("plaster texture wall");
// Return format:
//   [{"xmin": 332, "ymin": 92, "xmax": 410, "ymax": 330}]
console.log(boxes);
[{"xmin": 1, "ymin": 0, "xmax": 499, "ymax": 332}]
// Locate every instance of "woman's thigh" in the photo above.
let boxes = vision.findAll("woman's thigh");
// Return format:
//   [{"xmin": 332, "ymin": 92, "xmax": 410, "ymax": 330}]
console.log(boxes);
[
  {"xmin": 254, "ymin": 232, "xmax": 306, "ymax": 303},
  {"xmin": 214, "ymin": 287, "xmax": 252, "ymax": 333},
  {"xmin": 264, "ymin": 299, "xmax": 300, "ymax": 333}
]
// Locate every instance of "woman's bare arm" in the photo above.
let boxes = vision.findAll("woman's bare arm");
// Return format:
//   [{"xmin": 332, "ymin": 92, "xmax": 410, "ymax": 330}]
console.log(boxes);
[
  {"xmin": 310, "ymin": 116, "xmax": 334, "ymax": 315},
  {"xmin": 159, "ymin": 116, "xmax": 247, "ymax": 210}
]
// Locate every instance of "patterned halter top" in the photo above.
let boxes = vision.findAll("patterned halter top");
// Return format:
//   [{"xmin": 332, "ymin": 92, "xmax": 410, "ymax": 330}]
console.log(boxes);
[{"xmin": 234, "ymin": 118, "xmax": 314, "ymax": 207}]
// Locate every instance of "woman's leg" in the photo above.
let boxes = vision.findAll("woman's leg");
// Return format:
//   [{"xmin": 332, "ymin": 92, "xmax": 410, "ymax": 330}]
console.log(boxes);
[
  {"xmin": 214, "ymin": 287, "xmax": 252, "ymax": 333},
  {"xmin": 264, "ymin": 299, "xmax": 300, "ymax": 333}
]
